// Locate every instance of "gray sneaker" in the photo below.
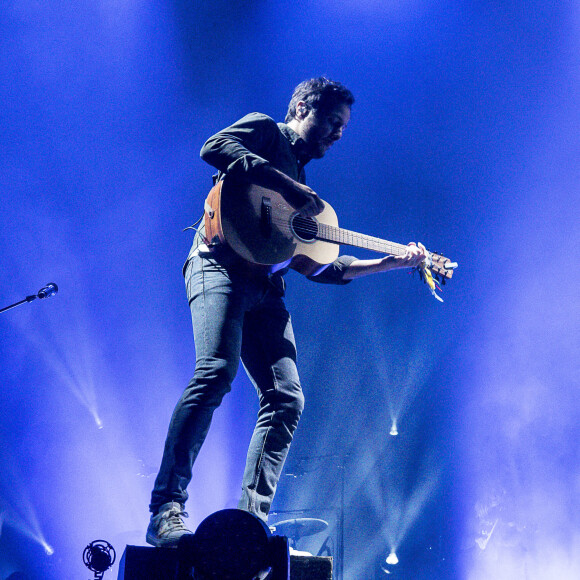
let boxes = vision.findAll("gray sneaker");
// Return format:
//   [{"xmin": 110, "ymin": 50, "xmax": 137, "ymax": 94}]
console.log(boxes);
[{"xmin": 146, "ymin": 502, "xmax": 193, "ymax": 548}]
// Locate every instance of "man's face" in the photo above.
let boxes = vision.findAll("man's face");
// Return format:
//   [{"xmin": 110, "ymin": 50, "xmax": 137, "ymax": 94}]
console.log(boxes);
[{"xmin": 296, "ymin": 102, "xmax": 350, "ymax": 159}]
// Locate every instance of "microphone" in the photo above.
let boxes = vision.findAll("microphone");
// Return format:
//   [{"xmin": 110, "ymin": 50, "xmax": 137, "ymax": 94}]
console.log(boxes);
[
  {"xmin": 83, "ymin": 540, "xmax": 116, "ymax": 578},
  {"xmin": 37, "ymin": 283, "xmax": 58, "ymax": 299}
]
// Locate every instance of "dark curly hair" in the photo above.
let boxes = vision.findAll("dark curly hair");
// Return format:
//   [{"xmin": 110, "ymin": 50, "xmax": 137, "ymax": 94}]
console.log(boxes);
[{"xmin": 285, "ymin": 77, "xmax": 354, "ymax": 123}]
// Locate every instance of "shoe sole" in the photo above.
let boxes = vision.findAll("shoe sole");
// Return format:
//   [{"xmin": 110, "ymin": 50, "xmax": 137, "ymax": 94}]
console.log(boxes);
[{"xmin": 145, "ymin": 531, "xmax": 193, "ymax": 548}]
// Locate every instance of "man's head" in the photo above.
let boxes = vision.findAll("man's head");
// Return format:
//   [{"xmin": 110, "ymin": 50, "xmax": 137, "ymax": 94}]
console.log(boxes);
[{"xmin": 285, "ymin": 77, "xmax": 354, "ymax": 159}]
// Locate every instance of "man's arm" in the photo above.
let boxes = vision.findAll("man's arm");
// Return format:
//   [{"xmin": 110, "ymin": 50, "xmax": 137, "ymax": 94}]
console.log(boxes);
[
  {"xmin": 307, "ymin": 243, "xmax": 427, "ymax": 285},
  {"xmin": 341, "ymin": 243, "xmax": 427, "ymax": 280},
  {"xmin": 200, "ymin": 113, "xmax": 323, "ymax": 217}
]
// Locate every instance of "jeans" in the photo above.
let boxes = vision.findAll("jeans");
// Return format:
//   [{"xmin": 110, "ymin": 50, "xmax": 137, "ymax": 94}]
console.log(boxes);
[{"xmin": 150, "ymin": 252, "xmax": 304, "ymax": 521}]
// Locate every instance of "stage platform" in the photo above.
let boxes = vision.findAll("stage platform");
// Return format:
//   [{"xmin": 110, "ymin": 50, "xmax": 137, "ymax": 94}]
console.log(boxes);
[{"xmin": 118, "ymin": 544, "xmax": 332, "ymax": 580}]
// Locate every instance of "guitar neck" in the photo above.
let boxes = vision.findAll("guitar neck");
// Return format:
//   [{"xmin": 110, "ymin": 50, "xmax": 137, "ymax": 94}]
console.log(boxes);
[{"xmin": 316, "ymin": 223, "xmax": 409, "ymax": 256}]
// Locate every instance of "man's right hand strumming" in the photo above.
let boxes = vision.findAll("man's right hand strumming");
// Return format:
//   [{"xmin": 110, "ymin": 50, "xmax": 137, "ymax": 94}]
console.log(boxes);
[
  {"xmin": 251, "ymin": 165, "xmax": 325, "ymax": 217},
  {"xmin": 287, "ymin": 183, "xmax": 325, "ymax": 217}
]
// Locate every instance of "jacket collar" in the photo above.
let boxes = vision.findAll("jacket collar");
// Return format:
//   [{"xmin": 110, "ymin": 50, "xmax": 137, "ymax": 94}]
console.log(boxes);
[{"xmin": 278, "ymin": 123, "xmax": 311, "ymax": 165}]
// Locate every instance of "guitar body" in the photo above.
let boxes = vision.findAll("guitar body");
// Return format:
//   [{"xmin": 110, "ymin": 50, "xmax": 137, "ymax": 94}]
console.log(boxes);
[{"xmin": 205, "ymin": 178, "xmax": 340, "ymax": 275}]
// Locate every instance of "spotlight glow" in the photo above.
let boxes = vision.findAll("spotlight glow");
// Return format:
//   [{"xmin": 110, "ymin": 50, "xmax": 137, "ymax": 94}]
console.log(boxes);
[
  {"xmin": 43, "ymin": 542, "xmax": 55, "ymax": 556},
  {"xmin": 386, "ymin": 551, "xmax": 399, "ymax": 565},
  {"xmin": 93, "ymin": 411, "xmax": 103, "ymax": 430},
  {"xmin": 389, "ymin": 419, "xmax": 398, "ymax": 436}
]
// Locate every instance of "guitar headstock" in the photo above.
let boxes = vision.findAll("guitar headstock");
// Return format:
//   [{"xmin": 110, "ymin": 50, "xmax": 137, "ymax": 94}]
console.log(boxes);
[
  {"xmin": 427, "ymin": 251, "xmax": 457, "ymax": 283},
  {"xmin": 416, "ymin": 252, "xmax": 457, "ymax": 302}
]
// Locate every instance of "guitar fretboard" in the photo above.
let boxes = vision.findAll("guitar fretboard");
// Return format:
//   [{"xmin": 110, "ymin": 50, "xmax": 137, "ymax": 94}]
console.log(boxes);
[{"xmin": 316, "ymin": 223, "xmax": 409, "ymax": 256}]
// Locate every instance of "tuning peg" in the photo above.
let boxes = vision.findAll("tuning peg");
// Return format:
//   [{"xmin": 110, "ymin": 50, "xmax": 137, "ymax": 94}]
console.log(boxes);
[{"xmin": 441, "ymin": 278, "xmax": 446, "ymax": 285}]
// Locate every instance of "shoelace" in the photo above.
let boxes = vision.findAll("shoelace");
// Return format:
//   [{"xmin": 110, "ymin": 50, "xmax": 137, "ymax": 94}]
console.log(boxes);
[{"xmin": 163, "ymin": 507, "xmax": 189, "ymax": 531}]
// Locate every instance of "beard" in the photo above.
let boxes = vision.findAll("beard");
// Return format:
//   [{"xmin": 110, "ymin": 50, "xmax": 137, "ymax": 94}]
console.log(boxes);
[{"xmin": 306, "ymin": 140, "xmax": 331, "ymax": 159}]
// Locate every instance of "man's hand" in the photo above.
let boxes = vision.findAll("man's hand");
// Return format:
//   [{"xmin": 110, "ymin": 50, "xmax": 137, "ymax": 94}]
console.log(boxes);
[
  {"xmin": 286, "ymin": 183, "xmax": 325, "ymax": 217},
  {"xmin": 253, "ymin": 166, "xmax": 325, "ymax": 217},
  {"xmin": 390, "ymin": 242, "xmax": 427, "ymax": 269}
]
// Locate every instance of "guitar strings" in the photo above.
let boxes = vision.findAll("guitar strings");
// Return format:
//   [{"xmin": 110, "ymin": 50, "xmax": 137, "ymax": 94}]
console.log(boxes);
[
  {"xmin": 264, "ymin": 216, "xmax": 410, "ymax": 255},
  {"xmin": 240, "ymin": 213, "xmax": 450, "ymax": 276},
  {"xmin": 263, "ymin": 217, "xmax": 451, "ymax": 276},
  {"xmin": 278, "ymin": 218, "xmax": 449, "ymax": 267},
  {"xmin": 268, "ymin": 217, "xmax": 407, "ymax": 251}
]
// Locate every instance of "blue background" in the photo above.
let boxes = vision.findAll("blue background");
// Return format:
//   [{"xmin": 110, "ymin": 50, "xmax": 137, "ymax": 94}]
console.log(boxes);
[{"xmin": 0, "ymin": 1, "xmax": 578, "ymax": 578}]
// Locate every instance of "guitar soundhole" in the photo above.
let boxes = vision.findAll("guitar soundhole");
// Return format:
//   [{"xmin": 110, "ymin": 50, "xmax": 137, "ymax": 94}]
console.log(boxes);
[{"xmin": 291, "ymin": 214, "xmax": 318, "ymax": 242}]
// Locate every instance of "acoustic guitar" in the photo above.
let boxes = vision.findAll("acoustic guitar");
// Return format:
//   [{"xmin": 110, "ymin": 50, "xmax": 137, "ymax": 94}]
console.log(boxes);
[{"xmin": 203, "ymin": 177, "xmax": 457, "ymax": 299}]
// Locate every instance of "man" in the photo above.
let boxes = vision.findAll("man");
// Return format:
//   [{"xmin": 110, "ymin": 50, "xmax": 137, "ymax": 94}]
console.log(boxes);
[{"xmin": 146, "ymin": 77, "xmax": 426, "ymax": 547}]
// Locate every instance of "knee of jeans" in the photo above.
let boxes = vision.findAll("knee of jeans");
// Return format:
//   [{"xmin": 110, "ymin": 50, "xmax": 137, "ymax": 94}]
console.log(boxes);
[
  {"xmin": 187, "ymin": 358, "xmax": 236, "ymax": 405},
  {"xmin": 280, "ymin": 388, "xmax": 305, "ymax": 422},
  {"xmin": 294, "ymin": 390, "xmax": 305, "ymax": 417}
]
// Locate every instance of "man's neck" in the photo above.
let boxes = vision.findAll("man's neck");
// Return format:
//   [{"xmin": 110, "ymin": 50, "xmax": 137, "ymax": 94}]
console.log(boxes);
[{"xmin": 285, "ymin": 119, "xmax": 302, "ymax": 138}]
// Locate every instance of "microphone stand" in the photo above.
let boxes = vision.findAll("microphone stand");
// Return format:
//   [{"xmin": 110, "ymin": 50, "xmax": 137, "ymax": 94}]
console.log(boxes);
[
  {"xmin": 0, "ymin": 284, "xmax": 59, "ymax": 314},
  {"xmin": 337, "ymin": 458, "xmax": 345, "ymax": 580},
  {"xmin": 287, "ymin": 453, "xmax": 347, "ymax": 580},
  {"xmin": 1, "ymin": 295, "xmax": 40, "ymax": 314}
]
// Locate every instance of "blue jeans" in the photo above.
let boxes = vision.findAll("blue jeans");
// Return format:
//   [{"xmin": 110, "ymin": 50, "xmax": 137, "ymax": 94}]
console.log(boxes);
[{"xmin": 150, "ymin": 252, "xmax": 304, "ymax": 521}]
